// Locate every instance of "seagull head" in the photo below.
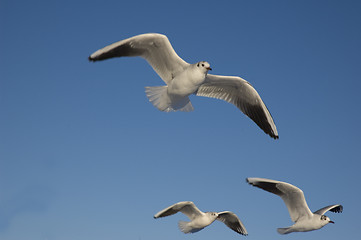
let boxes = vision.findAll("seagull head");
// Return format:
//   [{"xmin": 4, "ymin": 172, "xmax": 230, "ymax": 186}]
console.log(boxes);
[
  {"xmin": 320, "ymin": 215, "xmax": 334, "ymax": 225},
  {"xmin": 206, "ymin": 211, "xmax": 219, "ymax": 220},
  {"xmin": 197, "ymin": 61, "xmax": 212, "ymax": 72}
]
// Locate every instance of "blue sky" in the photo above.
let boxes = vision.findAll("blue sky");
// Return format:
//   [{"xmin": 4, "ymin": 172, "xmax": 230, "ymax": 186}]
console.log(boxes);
[{"xmin": 1, "ymin": 0, "xmax": 361, "ymax": 239}]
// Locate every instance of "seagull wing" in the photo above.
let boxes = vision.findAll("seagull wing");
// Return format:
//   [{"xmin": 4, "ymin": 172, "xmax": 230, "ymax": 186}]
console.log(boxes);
[
  {"xmin": 217, "ymin": 211, "xmax": 248, "ymax": 236},
  {"xmin": 247, "ymin": 178, "xmax": 313, "ymax": 222},
  {"xmin": 89, "ymin": 33, "xmax": 189, "ymax": 83},
  {"xmin": 154, "ymin": 201, "xmax": 203, "ymax": 221},
  {"xmin": 197, "ymin": 74, "xmax": 278, "ymax": 139},
  {"xmin": 313, "ymin": 204, "xmax": 343, "ymax": 215}
]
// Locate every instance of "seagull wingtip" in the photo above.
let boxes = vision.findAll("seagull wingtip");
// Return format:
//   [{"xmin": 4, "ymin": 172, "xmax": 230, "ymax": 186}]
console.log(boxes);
[
  {"xmin": 88, "ymin": 56, "xmax": 95, "ymax": 62},
  {"xmin": 245, "ymin": 178, "xmax": 253, "ymax": 184},
  {"xmin": 271, "ymin": 134, "xmax": 279, "ymax": 140}
]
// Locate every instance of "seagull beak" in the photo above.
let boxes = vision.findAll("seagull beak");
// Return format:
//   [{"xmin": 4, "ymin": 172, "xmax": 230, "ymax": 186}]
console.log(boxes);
[
  {"xmin": 329, "ymin": 220, "xmax": 335, "ymax": 224},
  {"xmin": 207, "ymin": 67, "xmax": 212, "ymax": 71}
]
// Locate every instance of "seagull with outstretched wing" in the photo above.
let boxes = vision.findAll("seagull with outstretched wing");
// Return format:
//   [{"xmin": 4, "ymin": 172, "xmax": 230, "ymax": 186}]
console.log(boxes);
[
  {"xmin": 246, "ymin": 177, "xmax": 343, "ymax": 234},
  {"xmin": 89, "ymin": 33, "xmax": 278, "ymax": 139},
  {"xmin": 153, "ymin": 201, "xmax": 248, "ymax": 236}
]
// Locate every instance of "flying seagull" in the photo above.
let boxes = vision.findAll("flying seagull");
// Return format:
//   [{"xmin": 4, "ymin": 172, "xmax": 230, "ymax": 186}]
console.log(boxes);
[
  {"xmin": 88, "ymin": 33, "xmax": 278, "ymax": 139},
  {"xmin": 153, "ymin": 201, "xmax": 248, "ymax": 236},
  {"xmin": 246, "ymin": 177, "xmax": 343, "ymax": 234}
]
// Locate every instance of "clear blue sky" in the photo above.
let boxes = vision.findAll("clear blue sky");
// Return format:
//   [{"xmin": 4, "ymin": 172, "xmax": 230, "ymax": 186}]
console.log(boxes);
[{"xmin": 1, "ymin": 0, "xmax": 360, "ymax": 239}]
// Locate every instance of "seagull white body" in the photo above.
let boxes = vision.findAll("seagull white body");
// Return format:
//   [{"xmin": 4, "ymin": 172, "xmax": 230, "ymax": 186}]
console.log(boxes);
[
  {"xmin": 153, "ymin": 201, "xmax": 248, "ymax": 236},
  {"xmin": 89, "ymin": 33, "xmax": 278, "ymax": 139},
  {"xmin": 146, "ymin": 61, "xmax": 211, "ymax": 112},
  {"xmin": 246, "ymin": 177, "xmax": 343, "ymax": 234}
]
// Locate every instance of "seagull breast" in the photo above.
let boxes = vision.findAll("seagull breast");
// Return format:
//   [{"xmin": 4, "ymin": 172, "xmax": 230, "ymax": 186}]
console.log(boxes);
[{"xmin": 168, "ymin": 64, "xmax": 208, "ymax": 97}]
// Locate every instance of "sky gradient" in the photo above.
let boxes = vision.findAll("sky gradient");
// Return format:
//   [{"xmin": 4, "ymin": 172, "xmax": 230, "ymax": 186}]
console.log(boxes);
[{"xmin": 1, "ymin": 1, "xmax": 361, "ymax": 240}]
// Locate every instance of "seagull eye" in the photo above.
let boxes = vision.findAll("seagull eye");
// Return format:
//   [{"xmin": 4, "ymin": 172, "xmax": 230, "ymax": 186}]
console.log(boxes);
[{"xmin": 202, "ymin": 64, "xmax": 204, "ymax": 67}]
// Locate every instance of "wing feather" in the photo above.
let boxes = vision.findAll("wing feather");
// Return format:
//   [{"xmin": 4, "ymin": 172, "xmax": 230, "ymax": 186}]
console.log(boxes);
[
  {"xmin": 217, "ymin": 211, "xmax": 248, "ymax": 235},
  {"xmin": 197, "ymin": 74, "xmax": 278, "ymax": 139},
  {"xmin": 89, "ymin": 33, "xmax": 189, "ymax": 83},
  {"xmin": 154, "ymin": 201, "xmax": 203, "ymax": 220},
  {"xmin": 313, "ymin": 204, "xmax": 343, "ymax": 215}
]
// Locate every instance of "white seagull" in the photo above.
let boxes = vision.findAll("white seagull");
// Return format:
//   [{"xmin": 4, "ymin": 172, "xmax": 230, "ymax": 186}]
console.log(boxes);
[
  {"xmin": 89, "ymin": 33, "xmax": 278, "ymax": 139},
  {"xmin": 153, "ymin": 201, "xmax": 248, "ymax": 236},
  {"xmin": 246, "ymin": 177, "xmax": 343, "ymax": 234}
]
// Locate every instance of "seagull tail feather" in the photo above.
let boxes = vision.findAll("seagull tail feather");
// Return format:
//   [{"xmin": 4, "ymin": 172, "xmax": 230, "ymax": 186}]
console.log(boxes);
[
  {"xmin": 178, "ymin": 221, "xmax": 192, "ymax": 233},
  {"xmin": 145, "ymin": 86, "xmax": 194, "ymax": 112},
  {"xmin": 277, "ymin": 227, "xmax": 292, "ymax": 234},
  {"xmin": 145, "ymin": 86, "xmax": 172, "ymax": 112}
]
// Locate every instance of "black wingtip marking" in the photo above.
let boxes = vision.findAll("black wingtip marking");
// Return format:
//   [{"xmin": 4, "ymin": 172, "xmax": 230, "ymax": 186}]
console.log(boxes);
[
  {"xmin": 244, "ymin": 104, "xmax": 279, "ymax": 140},
  {"xmin": 247, "ymin": 180, "xmax": 283, "ymax": 195},
  {"xmin": 87, "ymin": 43, "xmax": 145, "ymax": 63},
  {"xmin": 331, "ymin": 205, "xmax": 343, "ymax": 213}
]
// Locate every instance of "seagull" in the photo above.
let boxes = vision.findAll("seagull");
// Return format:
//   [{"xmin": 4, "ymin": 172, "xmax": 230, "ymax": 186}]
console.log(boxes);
[
  {"xmin": 246, "ymin": 177, "xmax": 343, "ymax": 234},
  {"xmin": 88, "ymin": 33, "xmax": 278, "ymax": 139},
  {"xmin": 153, "ymin": 201, "xmax": 248, "ymax": 236}
]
